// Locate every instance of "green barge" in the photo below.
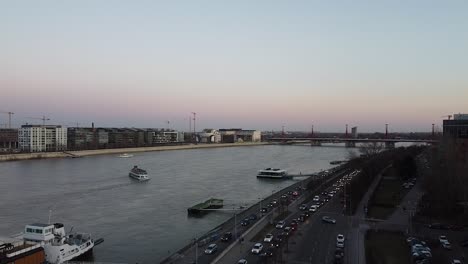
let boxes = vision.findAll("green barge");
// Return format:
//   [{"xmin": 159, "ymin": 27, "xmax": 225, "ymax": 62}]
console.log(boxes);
[{"xmin": 188, "ymin": 198, "xmax": 223, "ymax": 216}]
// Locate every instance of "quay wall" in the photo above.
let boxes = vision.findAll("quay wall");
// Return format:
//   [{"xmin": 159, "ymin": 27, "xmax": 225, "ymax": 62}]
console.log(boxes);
[{"xmin": 0, "ymin": 142, "xmax": 270, "ymax": 162}]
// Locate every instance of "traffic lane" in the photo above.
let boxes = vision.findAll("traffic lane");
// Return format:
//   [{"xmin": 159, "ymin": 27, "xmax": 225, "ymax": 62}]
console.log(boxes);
[
  {"xmin": 289, "ymin": 190, "xmax": 348, "ymax": 263},
  {"xmin": 239, "ymin": 192, "xmax": 345, "ymax": 263},
  {"xmin": 215, "ymin": 171, "xmax": 352, "ymax": 264}
]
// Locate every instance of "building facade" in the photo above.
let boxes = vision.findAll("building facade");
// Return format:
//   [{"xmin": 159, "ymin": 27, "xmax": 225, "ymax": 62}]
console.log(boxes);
[
  {"xmin": 198, "ymin": 129, "xmax": 221, "ymax": 143},
  {"xmin": 443, "ymin": 114, "xmax": 468, "ymax": 139},
  {"xmin": 219, "ymin": 129, "xmax": 261, "ymax": 143},
  {"xmin": 19, "ymin": 125, "xmax": 67, "ymax": 152},
  {"xmin": 0, "ymin": 129, "xmax": 18, "ymax": 152}
]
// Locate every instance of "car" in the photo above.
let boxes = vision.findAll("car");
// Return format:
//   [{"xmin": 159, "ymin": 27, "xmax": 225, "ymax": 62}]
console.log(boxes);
[
  {"xmin": 309, "ymin": 205, "xmax": 318, "ymax": 212},
  {"xmin": 427, "ymin": 223, "xmax": 449, "ymax": 230},
  {"xmin": 248, "ymin": 214, "xmax": 258, "ymax": 221},
  {"xmin": 251, "ymin": 243, "xmax": 263, "ymax": 254},
  {"xmin": 313, "ymin": 195, "xmax": 320, "ymax": 202},
  {"xmin": 241, "ymin": 219, "xmax": 250, "ymax": 226},
  {"xmin": 336, "ymin": 241, "xmax": 344, "ymax": 248},
  {"xmin": 322, "ymin": 216, "xmax": 337, "ymax": 224},
  {"xmin": 283, "ymin": 226, "xmax": 292, "ymax": 235},
  {"xmin": 271, "ymin": 237, "xmax": 282, "ymax": 248},
  {"xmin": 259, "ymin": 247, "xmax": 274, "ymax": 258},
  {"xmin": 292, "ymin": 191, "xmax": 299, "ymax": 196},
  {"xmin": 335, "ymin": 248, "xmax": 344, "ymax": 258},
  {"xmin": 220, "ymin": 232, "xmax": 233, "ymax": 242},
  {"xmin": 442, "ymin": 240, "xmax": 452, "ymax": 250},
  {"xmin": 337, "ymin": 234, "xmax": 345, "ymax": 243},
  {"xmin": 237, "ymin": 259, "xmax": 248, "ymax": 264},
  {"xmin": 298, "ymin": 215, "xmax": 305, "ymax": 222},
  {"xmin": 260, "ymin": 207, "xmax": 268, "ymax": 213},
  {"xmin": 451, "ymin": 260, "xmax": 462, "ymax": 264},
  {"xmin": 264, "ymin": 233, "xmax": 274, "ymax": 243},
  {"xmin": 439, "ymin": 235, "xmax": 449, "ymax": 244},
  {"xmin": 276, "ymin": 221, "xmax": 286, "ymax": 229},
  {"xmin": 299, "ymin": 204, "xmax": 308, "ymax": 211},
  {"xmin": 204, "ymin": 243, "xmax": 218, "ymax": 254}
]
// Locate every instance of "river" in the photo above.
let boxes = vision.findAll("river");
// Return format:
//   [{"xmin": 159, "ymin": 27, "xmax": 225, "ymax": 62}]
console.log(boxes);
[{"xmin": 0, "ymin": 144, "xmax": 354, "ymax": 263}]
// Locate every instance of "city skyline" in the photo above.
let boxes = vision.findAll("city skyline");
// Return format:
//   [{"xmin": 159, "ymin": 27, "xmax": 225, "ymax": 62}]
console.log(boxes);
[{"xmin": 2, "ymin": 1, "xmax": 467, "ymax": 132}]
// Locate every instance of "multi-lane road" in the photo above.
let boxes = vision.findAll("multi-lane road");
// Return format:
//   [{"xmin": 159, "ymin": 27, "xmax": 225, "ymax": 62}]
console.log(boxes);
[{"xmin": 225, "ymin": 170, "xmax": 358, "ymax": 264}]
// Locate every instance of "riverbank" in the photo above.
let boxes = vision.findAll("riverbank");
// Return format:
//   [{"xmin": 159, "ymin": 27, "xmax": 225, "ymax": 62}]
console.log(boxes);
[{"xmin": 0, "ymin": 142, "xmax": 271, "ymax": 162}]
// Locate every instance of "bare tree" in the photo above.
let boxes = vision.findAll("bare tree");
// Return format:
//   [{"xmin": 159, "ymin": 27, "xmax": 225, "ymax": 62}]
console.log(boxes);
[{"xmin": 359, "ymin": 142, "xmax": 385, "ymax": 157}]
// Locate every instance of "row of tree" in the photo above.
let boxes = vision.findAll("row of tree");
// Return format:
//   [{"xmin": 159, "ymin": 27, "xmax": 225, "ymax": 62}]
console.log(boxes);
[{"xmin": 419, "ymin": 138, "xmax": 468, "ymax": 221}]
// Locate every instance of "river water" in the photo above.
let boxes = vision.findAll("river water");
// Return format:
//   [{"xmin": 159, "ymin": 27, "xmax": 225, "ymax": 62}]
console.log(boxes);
[{"xmin": 0, "ymin": 144, "xmax": 354, "ymax": 263}]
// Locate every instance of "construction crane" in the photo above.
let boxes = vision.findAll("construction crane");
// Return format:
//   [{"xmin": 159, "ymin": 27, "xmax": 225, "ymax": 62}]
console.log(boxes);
[
  {"xmin": 26, "ymin": 116, "xmax": 50, "ymax": 126},
  {"xmin": 0, "ymin": 111, "xmax": 14, "ymax": 128},
  {"xmin": 441, "ymin": 115, "xmax": 452, "ymax": 120}
]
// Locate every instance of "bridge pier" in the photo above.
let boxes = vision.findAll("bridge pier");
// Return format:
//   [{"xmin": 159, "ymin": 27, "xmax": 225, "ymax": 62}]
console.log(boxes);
[
  {"xmin": 345, "ymin": 142, "xmax": 356, "ymax": 148},
  {"xmin": 310, "ymin": 140, "xmax": 322, "ymax": 146},
  {"xmin": 385, "ymin": 142, "xmax": 395, "ymax": 148}
]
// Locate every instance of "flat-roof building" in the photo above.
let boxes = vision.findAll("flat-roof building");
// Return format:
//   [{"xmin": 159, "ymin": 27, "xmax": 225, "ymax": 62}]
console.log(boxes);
[
  {"xmin": 19, "ymin": 125, "xmax": 67, "ymax": 152},
  {"xmin": 443, "ymin": 114, "xmax": 468, "ymax": 139}
]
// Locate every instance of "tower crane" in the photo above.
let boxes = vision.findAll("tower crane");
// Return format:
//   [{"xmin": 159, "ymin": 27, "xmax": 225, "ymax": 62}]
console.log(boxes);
[
  {"xmin": 0, "ymin": 111, "xmax": 14, "ymax": 128},
  {"xmin": 26, "ymin": 116, "xmax": 50, "ymax": 126}
]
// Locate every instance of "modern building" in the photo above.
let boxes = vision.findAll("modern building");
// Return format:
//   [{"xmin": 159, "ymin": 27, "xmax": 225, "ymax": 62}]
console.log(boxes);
[
  {"xmin": 0, "ymin": 129, "xmax": 18, "ymax": 152},
  {"xmin": 67, "ymin": 127, "xmax": 109, "ymax": 150},
  {"xmin": 443, "ymin": 114, "xmax": 468, "ymax": 139},
  {"xmin": 198, "ymin": 129, "xmax": 221, "ymax": 143},
  {"xmin": 19, "ymin": 125, "xmax": 67, "ymax": 152},
  {"xmin": 219, "ymin": 129, "xmax": 261, "ymax": 143}
]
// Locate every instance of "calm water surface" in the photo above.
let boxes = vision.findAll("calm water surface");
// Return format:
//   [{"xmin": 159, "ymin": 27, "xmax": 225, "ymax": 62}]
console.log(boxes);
[{"xmin": 0, "ymin": 145, "xmax": 353, "ymax": 263}]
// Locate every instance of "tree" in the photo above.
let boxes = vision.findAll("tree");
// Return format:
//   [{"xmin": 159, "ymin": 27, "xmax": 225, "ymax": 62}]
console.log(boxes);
[{"xmin": 359, "ymin": 142, "xmax": 385, "ymax": 157}]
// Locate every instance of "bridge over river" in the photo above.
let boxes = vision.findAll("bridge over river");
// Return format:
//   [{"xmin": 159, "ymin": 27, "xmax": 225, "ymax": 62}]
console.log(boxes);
[{"xmin": 269, "ymin": 137, "xmax": 437, "ymax": 147}]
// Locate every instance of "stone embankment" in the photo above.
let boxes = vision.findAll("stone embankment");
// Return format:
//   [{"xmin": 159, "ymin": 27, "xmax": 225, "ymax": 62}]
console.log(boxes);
[{"xmin": 0, "ymin": 142, "xmax": 270, "ymax": 162}]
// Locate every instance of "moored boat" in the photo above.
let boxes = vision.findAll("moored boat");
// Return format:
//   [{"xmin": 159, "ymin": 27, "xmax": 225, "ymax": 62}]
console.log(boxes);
[
  {"xmin": 22, "ymin": 222, "xmax": 94, "ymax": 264},
  {"xmin": 257, "ymin": 168, "xmax": 289, "ymax": 179}
]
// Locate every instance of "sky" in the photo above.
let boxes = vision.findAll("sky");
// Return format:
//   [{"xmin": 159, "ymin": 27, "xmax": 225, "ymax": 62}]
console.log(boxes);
[{"xmin": 1, "ymin": 1, "xmax": 467, "ymax": 132}]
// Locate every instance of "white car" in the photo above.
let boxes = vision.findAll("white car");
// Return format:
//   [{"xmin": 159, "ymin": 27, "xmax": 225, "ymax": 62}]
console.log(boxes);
[
  {"xmin": 276, "ymin": 221, "xmax": 286, "ymax": 229},
  {"xmin": 337, "ymin": 234, "xmax": 345, "ymax": 243},
  {"xmin": 313, "ymin": 195, "xmax": 320, "ymax": 202},
  {"xmin": 336, "ymin": 241, "xmax": 344, "ymax": 248},
  {"xmin": 264, "ymin": 233, "xmax": 273, "ymax": 243},
  {"xmin": 439, "ymin": 235, "xmax": 448, "ymax": 244},
  {"xmin": 251, "ymin": 243, "xmax": 263, "ymax": 254},
  {"xmin": 238, "ymin": 259, "xmax": 248, "ymax": 264},
  {"xmin": 451, "ymin": 260, "xmax": 461, "ymax": 264},
  {"xmin": 309, "ymin": 205, "xmax": 318, "ymax": 212}
]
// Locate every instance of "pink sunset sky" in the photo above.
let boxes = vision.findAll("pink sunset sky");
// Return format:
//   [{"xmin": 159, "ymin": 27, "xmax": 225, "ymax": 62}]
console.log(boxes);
[{"xmin": 1, "ymin": 1, "xmax": 467, "ymax": 132}]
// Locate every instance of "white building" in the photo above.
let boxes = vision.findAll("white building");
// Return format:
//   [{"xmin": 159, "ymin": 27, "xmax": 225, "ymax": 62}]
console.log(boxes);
[
  {"xmin": 219, "ymin": 129, "xmax": 261, "ymax": 143},
  {"xmin": 198, "ymin": 129, "xmax": 221, "ymax": 143},
  {"xmin": 19, "ymin": 125, "xmax": 67, "ymax": 152}
]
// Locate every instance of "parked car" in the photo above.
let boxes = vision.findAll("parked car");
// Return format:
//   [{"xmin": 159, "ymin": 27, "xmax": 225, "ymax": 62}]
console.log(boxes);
[
  {"xmin": 313, "ymin": 195, "xmax": 320, "ymax": 202},
  {"xmin": 220, "ymin": 232, "xmax": 233, "ymax": 242},
  {"xmin": 264, "ymin": 233, "xmax": 274, "ymax": 243},
  {"xmin": 237, "ymin": 259, "xmax": 248, "ymax": 264},
  {"xmin": 241, "ymin": 219, "xmax": 250, "ymax": 226},
  {"xmin": 336, "ymin": 241, "xmax": 344, "ymax": 248},
  {"xmin": 283, "ymin": 226, "xmax": 292, "ymax": 236},
  {"xmin": 309, "ymin": 205, "xmax": 318, "ymax": 212},
  {"xmin": 251, "ymin": 243, "xmax": 263, "ymax": 254},
  {"xmin": 204, "ymin": 243, "xmax": 218, "ymax": 254},
  {"xmin": 260, "ymin": 207, "xmax": 268, "ymax": 213},
  {"xmin": 439, "ymin": 235, "xmax": 449, "ymax": 244},
  {"xmin": 259, "ymin": 247, "xmax": 275, "ymax": 258},
  {"xmin": 322, "ymin": 216, "xmax": 337, "ymax": 224},
  {"xmin": 299, "ymin": 204, "xmax": 308, "ymax": 211},
  {"xmin": 451, "ymin": 260, "xmax": 462, "ymax": 264},
  {"xmin": 271, "ymin": 237, "xmax": 282, "ymax": 248},
  {"xmin": 337, "ymin": 234, "xmax": 345, "ymax": 243},
  {"xmin": 442, "ymin": 240, "xmax": 452, "ymax": 250}
]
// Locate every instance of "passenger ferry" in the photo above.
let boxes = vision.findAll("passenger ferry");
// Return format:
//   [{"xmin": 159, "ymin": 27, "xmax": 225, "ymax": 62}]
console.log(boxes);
[
  {"xmin": 22, "ymin": 222, "xmax": 94, "ymax": 264},
  {"xmin": 257, "ymin": 168, "xmax": 290, "ymax": 179},
  {"xmin": 129, "ymin": 166, "xmax": 150, "ymax": 181}
]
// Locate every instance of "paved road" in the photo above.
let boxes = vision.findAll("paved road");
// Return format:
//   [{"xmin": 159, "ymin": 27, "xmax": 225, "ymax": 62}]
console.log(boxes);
[{"xmin": 223, "ymin": 169, "xmax": 357, "ymax": 264}]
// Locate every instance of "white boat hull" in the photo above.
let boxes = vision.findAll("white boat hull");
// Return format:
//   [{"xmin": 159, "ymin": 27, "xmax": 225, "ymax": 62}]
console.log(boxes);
[{"xmin": 129, "ymin": 172, "xmax": 150, "ymax": 181}]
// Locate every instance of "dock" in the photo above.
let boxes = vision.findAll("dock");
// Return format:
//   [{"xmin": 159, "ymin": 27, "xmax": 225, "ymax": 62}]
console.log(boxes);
[{"xmin": 187, "ymin": 198, "xmax": 223, "ymax": 216}]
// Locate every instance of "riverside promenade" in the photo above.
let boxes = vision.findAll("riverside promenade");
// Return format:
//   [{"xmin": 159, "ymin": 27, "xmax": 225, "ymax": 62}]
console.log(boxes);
[{"xmin": 0, "ymin": 142, "xmax": 270, "ymax": 162}]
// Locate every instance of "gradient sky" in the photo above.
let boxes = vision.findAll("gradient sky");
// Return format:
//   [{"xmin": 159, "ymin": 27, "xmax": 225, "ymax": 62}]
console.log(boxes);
[{"xmin": 1, "ymin": 1, "xmax": 467, "ymax": 132}]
